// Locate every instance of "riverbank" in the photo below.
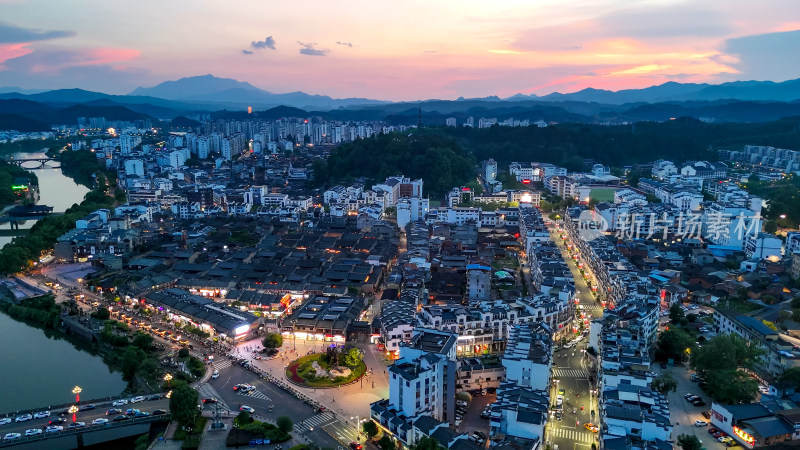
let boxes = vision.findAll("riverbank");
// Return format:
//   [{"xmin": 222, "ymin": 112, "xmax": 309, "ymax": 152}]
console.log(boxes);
[{"xmin": 0, "ymin": 295, "xmax": 156, "ymax": 399}]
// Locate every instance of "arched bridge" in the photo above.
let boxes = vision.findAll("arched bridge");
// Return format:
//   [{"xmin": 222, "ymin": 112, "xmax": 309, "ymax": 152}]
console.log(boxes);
[{"xmin": 3, "ymin": 158, "xmax": 61, "ymax": 169}]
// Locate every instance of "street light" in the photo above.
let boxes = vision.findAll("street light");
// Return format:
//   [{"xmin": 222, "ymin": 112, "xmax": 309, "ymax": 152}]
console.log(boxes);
[
  {"xmin": 292, "ymin": 319, "xmax": 298, "ymax": 351},
  {"xmin": 164, "ymin": 373, "xmax": 173, "ymax": 389},
  {"xmin": 72, "ymin": 386, "xmax": 82, "ymax": 403},
  {"xmin": 68, "ymin": 405, "xmax": 78, "ymax": 423}
]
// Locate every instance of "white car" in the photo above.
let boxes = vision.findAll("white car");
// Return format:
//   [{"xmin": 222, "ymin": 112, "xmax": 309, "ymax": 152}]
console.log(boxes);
[
  {"xmin": 0, "ymin": 418, "xmax": 10, "ymax": 425},
  {"xmin": 3, "ymin": 433, "xmax": 21, "ymax": 441},
  {"xmin": 92, "ymin": 418, "xmax": 109, "ymax": 425},
  {"xmin": 45, "ymin": 426, "xmax": 63, "ymax": 433},
  {"xmin": 25, "ymin": 429, "xmax": 42, "ymax": 436},
  {"xmin": 131, "ymin": 396, "xmax": 145, "ymax": 403},
  {"xmin": 694, "ymin": 420, "xmax": 708, "ymax": 427},
  {"xmin": 15, "ymin": 414, "xmax": 32, "ymax": 423},
  {"xmin": 112, "ymin": 399, "xmax": 129, "ymax": 406},
  {"xmin": 240, "ymin": 405, "xmax": 255, "ymax": 414},
  {"xmin": 33, "ymin": 411, "xmax": 50, "ymax": 419},
  {"xmin": 556, "ymin": 395, "xmax": 564, "ymax": 406}
]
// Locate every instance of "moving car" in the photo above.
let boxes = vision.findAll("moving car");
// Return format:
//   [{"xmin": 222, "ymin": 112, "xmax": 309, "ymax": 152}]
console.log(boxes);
[
  {"xmin": 695, "ymin": 420, "xmax": 708, "ymax": 427},
  {"xmin": 211, "ymin": 370, "xmax": 220, "ymax": 380},
  {"xmin": 152, "ymin": 409, "xmax": 167, "ymax": 416},
  {"xmin": 203, "ymin": 398, "xmax": 218, "ymax": 404},
  {"xmin": 134, "ymin": 411, "xmax": 150, "ymax": 417},
  {"xmin": 240, "ymin": 405, "xmax": 255, "ymax": 414},
  {"xmin": 33, "ymin": 411, "xmax": 50, "ymax": 419},
  {"xmin": 106, "ymin": 409, "xmax": 122, "ymax": 416},
  {"xmin": 584, "ymin": 423, "xmax": 599, "ymax": 433},
  {"xmin": 349, "ymin": 442, "xmax": 363, "ymax": 450},
  {"xmin": 3, "ymin": 433, "xmax": 21, "ymax": 441},
  {"xmin": 68, "ymin": 422, "xmax": 86, "ymax": 429},
  {"xmin": 113, "ymin": 415, "xmax": 130, "ymax": 422},
  {"xmin": 131, "ymin": 396, "xmax": 145, "ymax": 403},
  {"xmin": 0, "ymin": 418, "xmax": 11, "ymax": 426},
  {"xmin": 125, "ymin": 409, "xmax": 141, "ymax": 416},
  {"xmin": 79, "ymin": 404, "xmax": 96, "ymax": 411},
  {"xmin": 15, "ymin": 414, "xmax": 32, "ymax": 423},
  {"xmin": 45, "ymin": 425, "xmax": 63, "ymax": 433},
  {"xmin": 48, "ymin": 418, "xmax": 67, "ymax": 425},
  {"xmin": 25, "ymin": 429, "xmax": 43, "ymax": 436},
  {"xmin": 92, "ymin": 418, "xmax": 109, "ymax": 425},
  {"xmin": 112, "ymin": 399, "xmax": 129, "ymax": 406}
]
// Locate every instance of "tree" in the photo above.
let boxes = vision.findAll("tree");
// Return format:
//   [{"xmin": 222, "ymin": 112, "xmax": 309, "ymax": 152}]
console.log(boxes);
[
  {"xmin": 276, "ymin": 416, "xmax": 293, "ymax": 433},
  {"xmin": 669, "ymin": 304, "xmax": 685, "ymax": 324},
  {"xmin": 120, "ymin": 346, "xmax": 146, "ymax": 381},
  {"xmin": 235, "ymin": 411, "xmax": 251, "ymax": 427},
  {"xmin": 178, "ymin": 347, "xmax": 190, "ymax": 358},
  {"xmin": 626, "ymin": 169, "xmax": 642, "ymax": 188},
  {"xmin": 362, "ymin": 421, "xmax": 379, "ymax": 440},
  {"xmin": 686, "ymin": 313, "xmax": 698, "ymax": 323},
  {"xmin": 411, "ymin": 436, "xmax": 442, "ymax": 450},
  {"xmin": 780, "ymin": 367, "xmax": 800, "ymax": 390},
  {"xmin": 691, "ymin": 334, "xmax": 765, "ymax": 403},
  {"xmin": 169, "ymin": 384, "xmax": 199, "ymax": 426},
  {"xmin": 92, "ymin": 307, "xmax": 110, "ymax": 320},
  {"xmin": 764, "ymin": 220, "xmax": 778, "ymax": 234},
  {"xmin": 262, "ymin": 333, "xmax": 283, "ymax": 350},
  {"xmin": 378, "ymin": 435, "xmax": 396, "ymax": 450},
  {"xmin": 791, "ymin": 297, "xmax": 800, "ymax": 309},
  {"xmin": 343, "ymin": 347, "xmax": 363, "ymax": 367},
  {"xmin": 140, "ymin": 358, "xmax": 163, "ymax": 382},
  {"xmin": 650, "ymin": 372, "xmax": 678, "ymax": 394},
  {"xmin": 656, "ymin": 328, "xmax": 695, "ymax": 363},
  {"xmin": 677, "ymin": 434, "xmax": 703, "ymax": 450},
  {"xmin": 132, "ymin": 332, "xmax": 154, "ymax": 350}
]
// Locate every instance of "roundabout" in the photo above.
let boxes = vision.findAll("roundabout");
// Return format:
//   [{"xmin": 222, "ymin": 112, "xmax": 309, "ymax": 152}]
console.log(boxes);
[{"xmin": 286, "ymin": 351, "xmax": 367, "ymax": 388}]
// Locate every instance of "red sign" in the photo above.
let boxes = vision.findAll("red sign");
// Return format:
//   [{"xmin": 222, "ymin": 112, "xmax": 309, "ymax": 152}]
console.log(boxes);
[{"xmin": 522, "ymin": 179, "xmax": 531, "ymax": 184}]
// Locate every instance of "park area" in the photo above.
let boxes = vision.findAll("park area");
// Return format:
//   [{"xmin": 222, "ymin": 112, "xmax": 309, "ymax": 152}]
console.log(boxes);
[{"xmin": 286, "ymin": 347, "xmax": 366, "ymax": 387}]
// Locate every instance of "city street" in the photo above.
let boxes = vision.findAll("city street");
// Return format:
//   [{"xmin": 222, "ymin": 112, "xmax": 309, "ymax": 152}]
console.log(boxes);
[{"xmin": 546, "ymin": 222, "xmax": 604, "ymax": 450}]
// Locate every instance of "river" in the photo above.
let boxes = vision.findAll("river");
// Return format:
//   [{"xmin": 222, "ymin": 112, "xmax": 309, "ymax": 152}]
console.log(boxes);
[
  {"xmin": 0, "ymin": 312, "xmax": 127, "ymax": 413},
  {"xmin": 0, "ymin": 151, "xmax": 125, "ymax": 413},
  {"xmin": 0, "ymin": 151, "xmax": 90, "ymax": 248}
]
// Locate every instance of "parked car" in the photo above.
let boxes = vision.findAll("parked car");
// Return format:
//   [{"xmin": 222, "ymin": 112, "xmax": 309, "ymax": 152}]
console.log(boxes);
[
  {"xmin": 694, "ymin": 420, "xmax": 708, "ymax": 427},
  {"xmin": 692, "ymin": 399, "xmax": 707, "ymax": 406},
  {"xmin": 708, "ymin": 428, "xmax": 719, "ymax": 434},
  {"xmin": 702, "ymin": 411, "xmax": 712, "ymax": 419},
  {"xmin": 690, "ymin": 374, "xmax": 701, "ymax": 382}
]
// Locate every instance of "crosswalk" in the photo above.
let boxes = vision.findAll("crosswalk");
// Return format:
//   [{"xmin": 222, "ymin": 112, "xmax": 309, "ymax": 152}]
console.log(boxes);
[
  {"xmin": 553, "ymin": 368, "xmax": 589, "ymax": 379},
  {"xmin": 579, "ymin": 305, "xmax": 604, "ymax": 313},
  {"xmin": 211, "ymin": 360, "xmax": 232, "ymax": 370},
  {"xmin": 549, "ymin": 426, "xmax": 596, "ymax": 443},
  {"xmin": 294, "ymin": 411, "xmax": 336, "ymax": 434},
  {"xmin": 238, "ymin": 389, "xmax": 271, "ymax": 401},
  {"xmin": 196, "ymin": 384, "xmax": 232, "ymax": 412}
]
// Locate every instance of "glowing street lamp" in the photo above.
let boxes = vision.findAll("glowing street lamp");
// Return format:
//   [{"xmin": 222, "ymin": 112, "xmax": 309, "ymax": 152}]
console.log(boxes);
[
  {"xmin": 72, "ymin": 386, "xmax": 82, "ymax": 403},
  {"xmin": 164, "ymin": 373, "xmax": 173, "ymax": 389},
  {"xmin": 68, "ymin": 405, "xmax": 79, "ymax": 423}
]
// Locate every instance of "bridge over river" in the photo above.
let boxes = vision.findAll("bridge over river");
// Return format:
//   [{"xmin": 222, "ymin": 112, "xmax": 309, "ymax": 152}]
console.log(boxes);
[{"xmin": 2, "ymin": 157, "xmax": 61, "ymax": 169}]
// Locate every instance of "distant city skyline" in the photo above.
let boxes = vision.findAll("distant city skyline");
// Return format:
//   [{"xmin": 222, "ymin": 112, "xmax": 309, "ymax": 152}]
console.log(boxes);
[{"xmin": 1, "ymin": 0, "xmax": 799, "ymax": 100}]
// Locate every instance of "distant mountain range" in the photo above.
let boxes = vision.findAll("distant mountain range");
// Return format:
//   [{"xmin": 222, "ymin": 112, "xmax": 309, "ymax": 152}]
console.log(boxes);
[
  {"xmin": 1, "ymin": 75, "xmax": 800, "ymax": 131},
  {"xmin": 510, "ymin": 78, "xmax": 800, "ymax": 104},
  {"xmin": 130, "ymin": 74, "xmax": 389, "ymax": 109}
]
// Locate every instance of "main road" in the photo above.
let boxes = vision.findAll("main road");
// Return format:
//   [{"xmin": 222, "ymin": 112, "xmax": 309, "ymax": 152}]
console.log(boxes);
[{"xmin": 545, "ymin": 220, "xmax": 604, "ymax": 450}]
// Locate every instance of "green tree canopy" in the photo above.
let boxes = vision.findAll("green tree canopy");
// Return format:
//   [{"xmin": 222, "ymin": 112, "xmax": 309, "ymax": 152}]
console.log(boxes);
[
  {"xmin": 169, "ymin": 384, "xmax": 199, "ymax": 426},
  {"xmin": 656, "ymin": 328, "xmax": 695, "ymax": 363},
  {"xmin": 362, "ymin": 421, "xmax": 379, "ymax": 440},
  {"xmin": 669, "ymin": 304, "xmax": 685, "ymax": 324},
  {"xmin": 411, "ymin": 436, "xmax": 443, "ymax": 450},
  {"xmin": 650, "ymin": 372, "xmax": 678, "ymax": 394},
  {"xmin": 691, "ymin": 334, "xmax": 765, "ymax": 403},
  {"xmin": 378, "ymin": 435, "xmax": 396, "ymax": 450},
  {"xmin": 780, "ymin": 367, "xmax": 800, "ymax": 391},
  {"xmin": 276, "ymin": 416, "xmax": 293, "ymax": 433},
  {"xmin": 343, "ymin": 347, "xmax": 363, "ymax": 367},
  {"xmin": 262, "ymin": 333, "xmax": 283, "ymax": 350},
  {"xmin": 677, "ymin": 434, "xmax": 703, "ymax": 450}
]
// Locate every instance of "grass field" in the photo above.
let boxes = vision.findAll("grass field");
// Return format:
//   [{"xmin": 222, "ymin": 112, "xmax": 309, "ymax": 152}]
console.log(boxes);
[{"xmin": 590, "ymin": 187, "xmax": 616, "ymax": 202}]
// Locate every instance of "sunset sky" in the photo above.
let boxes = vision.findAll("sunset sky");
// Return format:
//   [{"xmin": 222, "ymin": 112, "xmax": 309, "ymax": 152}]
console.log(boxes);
[{"xmin": 1, "ymin": 0, "xmax": 799, "ymax": 100}]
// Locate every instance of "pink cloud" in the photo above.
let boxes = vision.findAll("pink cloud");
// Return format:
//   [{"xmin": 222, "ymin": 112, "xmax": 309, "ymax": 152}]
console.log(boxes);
[
  {"xmin": 0, "ymin": 43, "xmax": 33, "ymax": 65},
  {"xmin": 77, "ymin": 47, "xmax": 141, "ymax": 66}
]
